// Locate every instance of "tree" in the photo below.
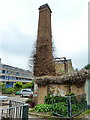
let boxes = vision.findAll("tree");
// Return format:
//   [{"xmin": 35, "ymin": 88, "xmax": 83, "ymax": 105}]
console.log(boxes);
[
  {"xmin": 84, "ymin": 64, "xmax": 90, "ymax": 69},
  {"xmin": 14, "ymin": 82, "xmax": 23, "ymax": 90},
  {"xmin": 0, "ymin": 82, "xmax": 5, "ymax": 90},
  {"xmin": 22, "ymin": 83, "xmax": 32, "ymax": 89},
  {"xmin": 22, "ymin": 81, "xmax": 34, "ymax": 90},
  {"xmin": 0, "ymin": 82, "xmax": 5, "ymax": 87}
]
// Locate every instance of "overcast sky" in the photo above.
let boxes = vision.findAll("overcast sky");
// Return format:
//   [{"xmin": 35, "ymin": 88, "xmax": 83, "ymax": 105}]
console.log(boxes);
[{"xmin": 0, "ymin": 0, "xmax": 88, "ymax": 70}]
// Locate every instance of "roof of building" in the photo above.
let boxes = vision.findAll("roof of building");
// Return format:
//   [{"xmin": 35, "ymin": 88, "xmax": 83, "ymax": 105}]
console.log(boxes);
[
  {"xmin": 55, "ymin": 57, "xmax": 71, "ymax": 63},
  {"xmin": 0, "ymin": 60, "xmax": 32, "ymax": 74},
  {"xmin": 2, "ymin": 63, "xmax": 31, "ymax": 73}
]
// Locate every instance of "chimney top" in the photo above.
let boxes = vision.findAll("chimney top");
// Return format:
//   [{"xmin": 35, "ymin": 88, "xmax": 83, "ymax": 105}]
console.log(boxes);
[{"xmin": 39, "ymin": 3, "xmax": 52, "ymax": 13}]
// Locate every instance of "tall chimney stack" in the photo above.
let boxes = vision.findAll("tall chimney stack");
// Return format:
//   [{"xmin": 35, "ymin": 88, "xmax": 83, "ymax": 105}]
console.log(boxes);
[{"xmin": 34, "ymin": 4, "xmax": 56, "ymax": 77}]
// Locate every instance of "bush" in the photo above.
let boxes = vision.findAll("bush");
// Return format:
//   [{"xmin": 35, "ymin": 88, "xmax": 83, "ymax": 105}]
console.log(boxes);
[
  {"xmin": 52, "ymin": 102, "xmax": 67, "ymax": 116},
  {"xmin": 34, "ymin": 104, "xmax": 52, "ymax": 112},
  {"xmin": 14, "ymin": 82, "xmax": 23, "ymax": 90},
  {"xmin": 84, "ymin": 64, "xmax": 90, "ymax": 69},
  {"xmin": 0, "ymin": 83, "xmax": 5, "ymax": 90},
  {"xmin": 45, "ymin": 95, "xmax": 67, "ymax": 104},
  {"xmin": 65, "ymin": 93, "xmax": 75, "ymax": 96},
  {"xmin": 22, "ymin": 81, "xmax": 34, "ymax": 90},
  {"xmin": 22, "ymin": 83, "xmax": 32, "ymax": 89},
  {"xmin": 0, "ymin": 82, "xmax": 5, "ymax": 87},
  {"xmin": 34, "ymin": 94, "xmax": 87, "ymax": 118},
  {"xmin": 34, "ymin": 102, "xmax": 67, "ymax": 116},
  {"xmin": 44, "ymin": 94, "xmax": 87, "ymax": 117},
  {"xmin": 2, "ymin": 88, "xmax": 15, "ymax": 94}
]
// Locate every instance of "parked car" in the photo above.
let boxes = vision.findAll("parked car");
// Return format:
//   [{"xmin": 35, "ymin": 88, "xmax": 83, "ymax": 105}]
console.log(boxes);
[
  {"xmin": 0, "ymin": 95, "xmax": 8, "ymax": 102},
  {"xmin": 20, "ymin": 89, "xmax": 33, "ymax": 97},
  {"xmin": 15, "ymin": 91, "xmax": 21, "ymax": 95}
]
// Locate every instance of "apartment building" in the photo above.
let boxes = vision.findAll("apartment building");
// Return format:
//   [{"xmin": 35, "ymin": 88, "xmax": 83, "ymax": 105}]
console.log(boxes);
[{"xmin": 0, "ymin": 58, "xmax": 33, "ymax": 88}]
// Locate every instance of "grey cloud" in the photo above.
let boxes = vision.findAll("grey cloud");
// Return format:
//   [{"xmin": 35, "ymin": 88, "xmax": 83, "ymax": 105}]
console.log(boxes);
[{"xmin": 2, "ymin": 26, "xmax": 36, "ymax": 57}]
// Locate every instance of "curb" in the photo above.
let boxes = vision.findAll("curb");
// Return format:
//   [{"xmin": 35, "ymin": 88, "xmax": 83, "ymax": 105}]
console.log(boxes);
[{"xmin": 29, "ymin": 112, "xmax": 61, "ymax": 119}]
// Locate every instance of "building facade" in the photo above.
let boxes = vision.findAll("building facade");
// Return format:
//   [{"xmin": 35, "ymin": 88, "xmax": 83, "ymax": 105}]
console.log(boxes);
[
  {"xmin": 55, "ymin": 57, "xmax": 73, "ymax": 74},
  {"xmin": 0, "ymin": 59, "xmax": 33, "ymax": 88}
]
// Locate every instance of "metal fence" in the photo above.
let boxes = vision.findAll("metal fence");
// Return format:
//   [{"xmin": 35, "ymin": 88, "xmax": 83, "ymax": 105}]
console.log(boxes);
[
  {"xmin": 1, "ymin": 100, "xmax": 29, "ymax": 120},
  {"xmin": 70, "ymin": 94, "xmax": 87, "ymax": 118},
  {"xmin": 45, "ymin": 94, "xmax": 87, "ymax": 119}
]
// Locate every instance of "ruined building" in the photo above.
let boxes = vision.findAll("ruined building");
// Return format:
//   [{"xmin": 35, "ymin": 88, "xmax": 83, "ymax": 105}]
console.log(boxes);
[
  {"xmin": 34, "ymin": 4, "xmax": 56, "ymax": 77},
  {"xmin": 33, "ymin": 4, "xmax": 90, "ymax": 107},
  {"xmin": 55, "ymin": 57, "xmax": 73, "ymax": 74}
]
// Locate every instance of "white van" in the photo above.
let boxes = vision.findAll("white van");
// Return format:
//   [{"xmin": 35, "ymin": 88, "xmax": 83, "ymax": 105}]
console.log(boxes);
[{"xmin": 20, "ymin": 89, "xmax": 33, "ymax": 97}]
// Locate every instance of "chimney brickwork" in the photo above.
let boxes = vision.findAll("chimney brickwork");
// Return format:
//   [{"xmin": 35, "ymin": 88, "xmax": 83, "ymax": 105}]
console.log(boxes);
[{"xmin": 34, "ymin": 4, "xmax": 56, "ymax": 76}]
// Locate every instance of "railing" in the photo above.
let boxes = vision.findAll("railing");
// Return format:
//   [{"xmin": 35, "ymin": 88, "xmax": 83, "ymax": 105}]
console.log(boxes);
[
  {"xmin": 45, "ymin": 94, "xmax": 87, "ymax": 119},
  {"xmin": 0, "ymin": 100, "xmax": 29, "ymax": 120}
]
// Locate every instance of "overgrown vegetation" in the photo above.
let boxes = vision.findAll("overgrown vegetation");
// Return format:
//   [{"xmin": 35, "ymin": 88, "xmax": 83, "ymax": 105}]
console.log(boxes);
[
  {"xmin": 34, "ymin": 94, "xmax": 87, "ymax": 118},
  {"xmin": 2, "ymin": 87, "xmax": 15, "ymax": 94},
  {"xmin": 14, "ymin": 82, "xmax": 23, "ymax": 90},
  {"xmin": 45, "ymin": 95, "xmax": 67, "ymax": 104},
  {"xmin": 65, "ymin": 92, "xmax": 75, "ymax": 96},
  {"xmin": 14, "ymin": 81, "xmax": 34, "ymax": 90},
  {"xmin": 34, "ymin": 104, "xmax": 52, "ymax": 112},
  {"xmin": 76, "ymin": 109, "xmax": 90, "ymax": 118},
  {"xmin": 1, "ymin": 81, "xmax": 34, "ymax": 94},
  {"xmin": 84, "ymin": 64, "xmax": 90, "ymax": 69}
]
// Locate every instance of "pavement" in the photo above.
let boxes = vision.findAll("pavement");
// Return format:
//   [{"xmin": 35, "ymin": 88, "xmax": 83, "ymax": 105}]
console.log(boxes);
[
  {"xmin": 80, "ymin": 113, "xmax": 90, "ymax": 120},
  {"xmin": 0, "ymin": 95, "xmax": 90, "ymax": 119},
  {"xmin": 0, "ymin": 95, "xmax": 38, "ymax": 118},
  {"xmin": 0, "ymin": 95, "xmax": 28, "ymax": 109},
  {"xmin": 86, "ymin": 114, "xmax": 90, "ymax": 119}
]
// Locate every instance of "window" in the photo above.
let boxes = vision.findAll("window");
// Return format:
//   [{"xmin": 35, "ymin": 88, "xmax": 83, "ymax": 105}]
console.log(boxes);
[
  {"xmin": 16, "ymin": 72, "xmax": 19, "ymax": 75},
  {"xmin": 2, "ymin": 70, "xmax": 5, "ymax": 73}
]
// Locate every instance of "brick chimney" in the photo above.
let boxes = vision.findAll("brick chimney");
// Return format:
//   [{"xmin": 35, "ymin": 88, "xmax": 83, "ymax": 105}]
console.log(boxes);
[{"xmin": 34, "ymin": 4, "xmax": 56, "ymax": 76}]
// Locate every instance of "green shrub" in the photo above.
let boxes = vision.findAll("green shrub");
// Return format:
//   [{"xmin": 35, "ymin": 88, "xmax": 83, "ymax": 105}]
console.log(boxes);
[
  {"xmin": 34, "ymin": 104, "xmax": 52, "ymax": 112},
  {"xmin": 34, "ymin": 102, "xmax": 68, "ymax": 116},
  {"xmin": 0, "ymin": 82, "xmax": 5, "ymax": 87},
  {"xmin": 14, "ymin": 82, "xmax": 23, "ymax": 90},
  {"xmin": 45, "ymin": 95, "xmax": 67, "ymax": 104},
  {"xmin": 35, "ymin": 95, "xmax": 87, "ymax": 118},
  {"xmin": 52, "ymin": 102, "xmax": 67, "ymax": 116},
  {"xmin": 31, "ymin": 80, "xmax": 34, "ymax": 90},
  {"xmin": 65, "ymin": 93, "xmax": 75, "ymax": 96},
  {"xmin": 44, "ymin": 94, "xmax": 87, "ymax": 117},
  {"xmin": 84, "ymin": 64, "xmax": 90, "ymax": 69},
  {"xmin": 2, "ymin": 88, "xmax": 15, "ymax": 94},
  {"xmin": 0, "ymin": 83, "xmax": 5, "ymax": 91},
  {"xmin": 22, "ymin": 81, "xmax": 34, "ymax": 90},
  {"xmin": 22, "ymin": 83, "xmax": 32, "ymax": 89}
]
